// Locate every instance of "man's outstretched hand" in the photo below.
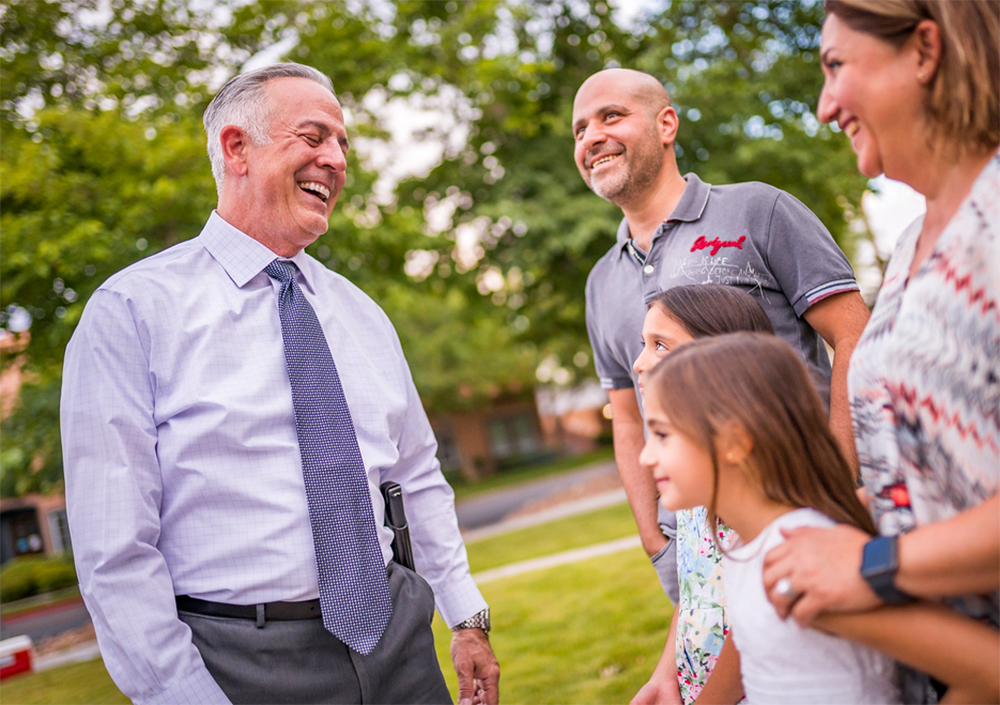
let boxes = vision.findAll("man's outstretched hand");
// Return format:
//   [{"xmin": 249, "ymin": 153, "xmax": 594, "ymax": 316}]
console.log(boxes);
[{"xmin": 451, "ymin": 628, "xmax": 500, "ymax": 705}]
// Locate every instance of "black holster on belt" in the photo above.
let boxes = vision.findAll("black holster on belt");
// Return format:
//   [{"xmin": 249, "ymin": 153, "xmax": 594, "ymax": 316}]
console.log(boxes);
[{"xmin": 380, "ymin": 481, "xmax": 415, "ymax": 571}]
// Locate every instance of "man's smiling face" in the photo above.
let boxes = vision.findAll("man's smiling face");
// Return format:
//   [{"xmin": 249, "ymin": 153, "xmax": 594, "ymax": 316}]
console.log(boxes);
[
  {"xmin": 242, "ymin": 77, "xmax": 349, "ymax": 255},
  {"xmin": 572, "ymin": 72, "xmax": 666, "ymax": 206}
]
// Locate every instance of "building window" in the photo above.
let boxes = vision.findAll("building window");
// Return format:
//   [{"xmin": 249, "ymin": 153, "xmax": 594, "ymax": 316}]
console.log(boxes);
[
  {"xmin": 487, "ymin": 413, "xmax": 540, "ymax": 459},
  {"xmin": 49, "ymin": 509, "xmax": 71, "ymax": 555},
  {"xmin": 433, "ymin": 422, "xmax": 461, "ymax": 473},
  {"xmin": 2, "ymin": 509, "xmax": 43, "ymax": 562}
]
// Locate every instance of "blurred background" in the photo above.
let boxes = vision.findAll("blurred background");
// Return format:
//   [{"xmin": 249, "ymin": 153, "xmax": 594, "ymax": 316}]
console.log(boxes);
[{"xmin": 0, "ymin": 1, "xmax": 922, "ymax": 701}]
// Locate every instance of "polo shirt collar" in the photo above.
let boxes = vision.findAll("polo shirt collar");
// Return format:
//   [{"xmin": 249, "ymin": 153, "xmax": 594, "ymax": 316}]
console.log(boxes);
[
  {"xmin": 614, "ymin": 172, "xmax": 713, "ymax": 257},
  {"xmin": 201, "ymin": 210, "xmax": 317, "ymax": 292},
  {"xmin": 668, "ymin": 172, "xmax": 711, "ymax": 223}
]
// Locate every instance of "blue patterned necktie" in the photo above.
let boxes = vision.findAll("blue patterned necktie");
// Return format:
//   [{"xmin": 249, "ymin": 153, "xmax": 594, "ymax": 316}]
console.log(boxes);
[{"xmin": 265, "ymin": 259, "xmax": 392, "ymax": 655}]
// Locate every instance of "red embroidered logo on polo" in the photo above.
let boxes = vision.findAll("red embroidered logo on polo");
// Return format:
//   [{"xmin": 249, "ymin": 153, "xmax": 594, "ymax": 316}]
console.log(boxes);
[{"xmin": 690, "ymin": 235, "xmax": 746, "ymax": 256}]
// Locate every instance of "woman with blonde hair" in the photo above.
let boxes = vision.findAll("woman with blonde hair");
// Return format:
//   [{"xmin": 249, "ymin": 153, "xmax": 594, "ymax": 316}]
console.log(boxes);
[{"xmin": 762, "ymin": 0, "xmax": 998, "ymax": 700}]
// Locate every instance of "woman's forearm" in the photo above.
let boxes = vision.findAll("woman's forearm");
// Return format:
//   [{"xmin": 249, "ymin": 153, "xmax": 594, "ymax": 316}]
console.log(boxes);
[
  {"xmin": 816, "ymin": 603, "xmax": 999, "ymax": 700},
  {"xmin": 896, "ymin": 495, "xmax": 999, "ymax": 597}
]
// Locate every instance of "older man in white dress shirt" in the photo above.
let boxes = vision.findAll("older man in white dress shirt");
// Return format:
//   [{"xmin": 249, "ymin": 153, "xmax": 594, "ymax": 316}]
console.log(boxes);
[{"xmin": 60, "ymin": 63, "xmax": 499, "ymax": 705}]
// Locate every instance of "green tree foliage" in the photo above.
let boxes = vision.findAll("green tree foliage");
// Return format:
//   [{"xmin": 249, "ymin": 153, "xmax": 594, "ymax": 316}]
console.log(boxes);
[
  {"xmin": 0, "ymin": 107, "xmax": 217, "ymax": 493},
  {"xmin": 257, "ymin": 0, "xmax": 868, "ymax": 374},
  {"xmin": 1, "ymin": 0, "xmax": 870, "ymax": 495},
  {"xmin": 1, "ymin": 0, "xmax": 242, "ymax": 121},
  {"xmin": 352, "ymin": 0, "xmax": 866, "ymax": 369}
]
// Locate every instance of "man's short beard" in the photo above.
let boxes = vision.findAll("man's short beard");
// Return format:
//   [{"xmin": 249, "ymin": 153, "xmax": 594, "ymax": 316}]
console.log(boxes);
[{"xmin": 588, "ymin": 130, "xmax": 664, "ymax": 206}]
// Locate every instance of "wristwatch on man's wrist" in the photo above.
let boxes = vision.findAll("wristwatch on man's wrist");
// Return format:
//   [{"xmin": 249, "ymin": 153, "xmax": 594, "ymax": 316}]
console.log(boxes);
[
  {"xmin": 860, "ymin": 535, "xmax": 915, "ymax": 605},
  {"xmin": 452, "ymin": 608, "xmax": 490, "ymax": 633}
]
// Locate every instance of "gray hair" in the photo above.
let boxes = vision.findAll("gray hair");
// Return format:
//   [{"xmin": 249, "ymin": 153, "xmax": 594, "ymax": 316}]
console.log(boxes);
[{"xmin": 203, "ymin": 63, "xmax": 335, "ymax": 193}]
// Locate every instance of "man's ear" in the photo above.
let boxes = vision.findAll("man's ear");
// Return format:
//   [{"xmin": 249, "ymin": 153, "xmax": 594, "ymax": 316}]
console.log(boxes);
[
  {"xmin": 657, "ymin": 105, "xmax": 680, "ymax": 146},
  {"xmin": 220, "ymin": 124, "xmax": 250, "ymax": 178},
  {"xmin": 911, "ymin": 19, "xmax": 942, "ymax": 84}
]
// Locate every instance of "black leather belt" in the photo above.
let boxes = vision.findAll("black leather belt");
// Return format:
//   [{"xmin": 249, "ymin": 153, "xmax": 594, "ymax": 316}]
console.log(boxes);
[{"xmin": 176, "ymin": 595, "xmax": 321, "ymax": 628}]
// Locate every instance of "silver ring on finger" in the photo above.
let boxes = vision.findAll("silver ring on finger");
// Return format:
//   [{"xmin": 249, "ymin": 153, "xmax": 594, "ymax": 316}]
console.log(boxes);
[{"xmin": 774, "ymin": 576, "xmax": 798, "ymax": 599}]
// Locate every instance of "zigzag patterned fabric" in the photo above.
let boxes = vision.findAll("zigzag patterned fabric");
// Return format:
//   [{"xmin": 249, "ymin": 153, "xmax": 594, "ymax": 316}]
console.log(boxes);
[{"xmin": 848, "ymin": 152, "xmax": 999, "ymax": 625}]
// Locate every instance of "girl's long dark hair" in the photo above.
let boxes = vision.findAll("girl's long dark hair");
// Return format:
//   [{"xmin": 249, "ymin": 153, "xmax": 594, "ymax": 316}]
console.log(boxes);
[
  {"xmin": 648, "ymin": 285, "xmax": 774, "ymax": 339},
  {"xmin": 647, "ymin": 332, "xmax": 876, "ymax": 537}
]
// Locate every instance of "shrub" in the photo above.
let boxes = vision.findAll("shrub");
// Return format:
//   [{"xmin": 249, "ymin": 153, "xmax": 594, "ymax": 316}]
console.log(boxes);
[
  {"xmin": 34, "ymin": 559, "xmax": 78, "ymax": 594},
  {"xmin": 0, "ymin": 556, "xmax": 77, "ymax": 603},
  {"xmin": 1, "ymin": 557, "xmax": 43, "ymax": 602}
]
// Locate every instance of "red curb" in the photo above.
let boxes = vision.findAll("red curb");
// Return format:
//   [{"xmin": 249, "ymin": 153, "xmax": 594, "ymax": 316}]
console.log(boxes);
[{"xmin": 1, "ymin": 596, "xmax": 86, "ymax": 625}]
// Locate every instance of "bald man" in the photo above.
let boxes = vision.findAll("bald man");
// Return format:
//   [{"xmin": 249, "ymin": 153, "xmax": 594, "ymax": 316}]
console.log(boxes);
[{"xmin": 572, "ymin": 69, "xmax": 871, "ymax": 703}]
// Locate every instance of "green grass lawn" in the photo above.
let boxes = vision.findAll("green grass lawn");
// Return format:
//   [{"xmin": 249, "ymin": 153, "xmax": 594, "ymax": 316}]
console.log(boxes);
[
  {"xmin": 434, "ymin": 547, "xmax": 671, "ymax": 704},
  {"xmin": 2, "ymin": 495, "xmax": 671, "ymax": 705},
  {"xmin": 1, "ymin": 658, "xmax": 128, "ymax": 705},
  {"xmin": 465, "ymin": 501, "xmax": 637, "ymax": 573},
  {"xmin": 448, "ymin": 447, "xmax": 615, "ymax": 501}
]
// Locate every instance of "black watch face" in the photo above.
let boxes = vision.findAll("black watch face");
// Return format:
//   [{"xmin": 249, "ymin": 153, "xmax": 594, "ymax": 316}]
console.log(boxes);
[{"xmin": 862, "ymin": 536, "xmax": 894, "ymax": 576}]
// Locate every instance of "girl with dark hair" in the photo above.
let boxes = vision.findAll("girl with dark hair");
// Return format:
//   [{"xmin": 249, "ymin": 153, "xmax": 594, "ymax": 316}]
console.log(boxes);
[
  {"xmin": 633, "ymin": 285, "xmax": 774, "ymax": 398},
  {"xmin": 641, "ymin": 333, "xmax": 998, "ymax": 704},
  {"xmin": 632, "ymin": 285, "xmax": 773, "ymax": 705}
]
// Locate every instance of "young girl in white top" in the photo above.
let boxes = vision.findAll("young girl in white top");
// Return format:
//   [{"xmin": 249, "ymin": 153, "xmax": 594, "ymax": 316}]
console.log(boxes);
[
  {"xmin": 632, "ymin": 285, "xmax": 774, "ymax": 705},
  {"xmin": 639, "ymin": 332, "xmax": 999, "ymax": 704}
]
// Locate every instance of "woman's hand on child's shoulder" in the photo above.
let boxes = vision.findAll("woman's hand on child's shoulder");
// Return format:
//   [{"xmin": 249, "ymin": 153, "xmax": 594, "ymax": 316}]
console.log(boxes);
[{"xmin": 762, "ymin": 524, "xmax": 881, "ymax": 626}]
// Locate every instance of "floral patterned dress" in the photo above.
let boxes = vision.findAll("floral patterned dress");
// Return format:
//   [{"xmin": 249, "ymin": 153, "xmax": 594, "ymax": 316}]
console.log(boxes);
[{"xmin": 675, "ymin": 506, "xmax": 734, "ymax": 704}]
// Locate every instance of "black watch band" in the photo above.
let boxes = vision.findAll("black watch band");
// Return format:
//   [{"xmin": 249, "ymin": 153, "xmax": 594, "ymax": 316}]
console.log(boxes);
[{"xmin": 860, "ymin": 535, "xmax": 914, "ymax": 605}]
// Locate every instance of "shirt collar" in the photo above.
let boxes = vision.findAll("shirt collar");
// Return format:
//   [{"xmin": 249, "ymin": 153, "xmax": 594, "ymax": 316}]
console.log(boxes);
[
  {"xmin": 615, "ymin": 173, "xmax": 713, "ymax": 257},
  {"xmin": 200, "ymin": 211, "xmax": 317, "ymax": 292}
]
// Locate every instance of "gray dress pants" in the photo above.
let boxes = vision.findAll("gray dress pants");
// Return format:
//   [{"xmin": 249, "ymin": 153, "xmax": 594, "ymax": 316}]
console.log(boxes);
[{"xmin": 179, "ymin": 563, "xmax": 453, "ymax": 704}]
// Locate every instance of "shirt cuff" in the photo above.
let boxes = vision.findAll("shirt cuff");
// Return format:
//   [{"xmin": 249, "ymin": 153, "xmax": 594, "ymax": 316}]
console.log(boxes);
[
  {"xmin": 434, "ymin": 574, "xmax": 489, "ymax": 629},
  {"xmin": 794, "ymin": 278, "xmax": 860, "ymax": 317},
  {"xmin": 136, "ymin": 666, "xmax": 231, "ymax": 705},
  {"xmin": 599, "ymin": 376, "xmax": 634, "ymax": 391}
]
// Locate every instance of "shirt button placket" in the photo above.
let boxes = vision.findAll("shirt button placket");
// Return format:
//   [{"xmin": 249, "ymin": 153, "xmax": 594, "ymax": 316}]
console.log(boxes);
[{"xmin": 643, "ymin": 241, "xmax": 661, "ymax": 302}]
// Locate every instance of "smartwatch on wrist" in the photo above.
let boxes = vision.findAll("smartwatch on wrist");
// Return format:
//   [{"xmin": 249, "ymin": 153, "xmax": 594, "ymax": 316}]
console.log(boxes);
[
  {"xmin": 860, "ymin": 535, "xmax": 914, "ymax": 605},
  {"xmin": 452, "ymin": 608, "xmax": 490, "ymax": 633}
]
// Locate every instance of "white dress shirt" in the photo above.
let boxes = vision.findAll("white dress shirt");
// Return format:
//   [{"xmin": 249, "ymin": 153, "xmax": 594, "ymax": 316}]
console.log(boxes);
[{"xmin": 61, "ymin": 212, "xmax": 487, "ymax": 705}]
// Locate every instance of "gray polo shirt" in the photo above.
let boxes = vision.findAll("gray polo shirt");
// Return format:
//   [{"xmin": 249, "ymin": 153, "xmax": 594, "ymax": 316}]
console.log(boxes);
[{"xmin": 585, "ymin": 173, "xmax": 860, "ymax": 405}]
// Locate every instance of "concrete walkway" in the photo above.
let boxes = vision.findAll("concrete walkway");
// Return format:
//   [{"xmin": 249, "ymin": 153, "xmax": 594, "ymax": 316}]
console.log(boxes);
[
  {"xmin": 462, "ymin": 477, "xmax": 635, "ymax": 586},
  {"xmin": 473, "ymin": 535, "xmax": 641, "ymax": 585},
  {"xmin": 2, "ymin": 598, "xmax": 91, "ymax": 642},
  {"xmin": 34, "ymin": 641, "xmax": 102, "ymax": 672},
  {"xmin": 461, "ymin": 488, "xmax": 626, "ymax": 542},
  {"xmin": 455, "ymin": 460, "xmax": 619, "ymax": 531}
]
